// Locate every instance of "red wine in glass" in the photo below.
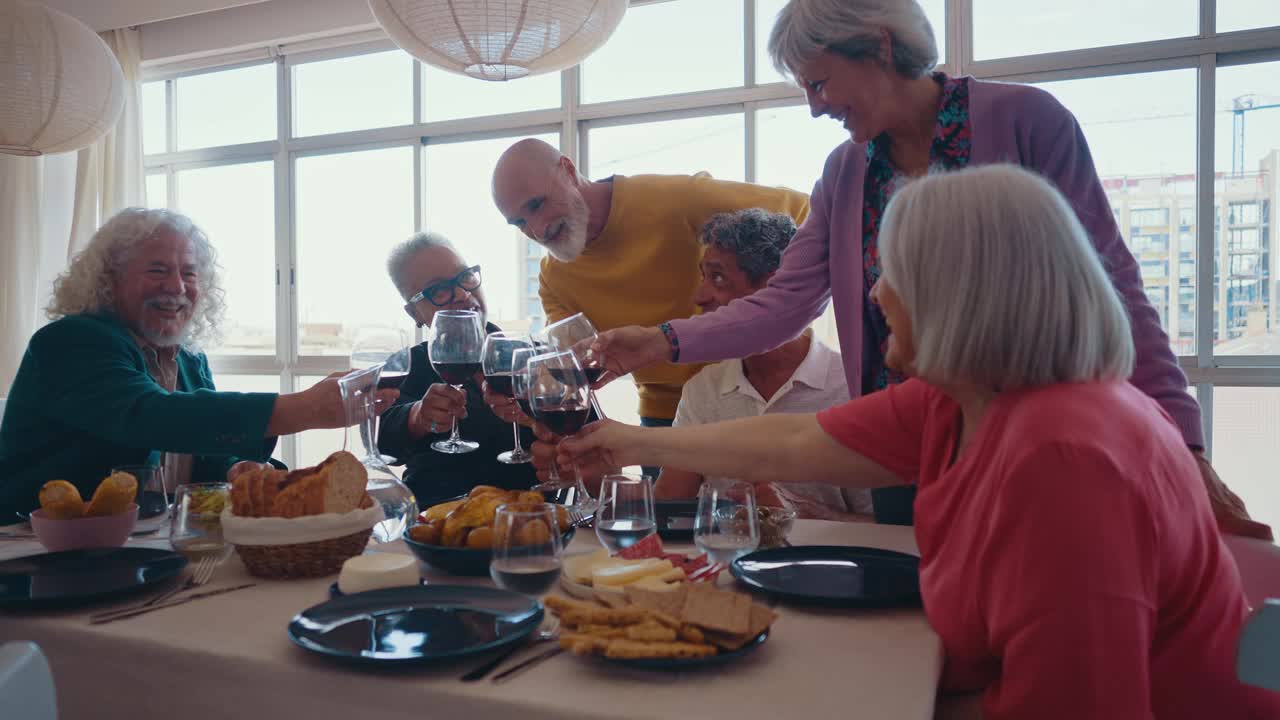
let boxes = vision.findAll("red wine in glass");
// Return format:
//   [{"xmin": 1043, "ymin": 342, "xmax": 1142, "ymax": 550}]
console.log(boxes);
[
  {"xmin": 377, "ymin": 370, "xmax": 409, "ymax": 390},
  {"xmin": 516, "ymin": 397, "xmax": 534, "ymax": 418},
  {"xmin": 535, "ymin": 405, "xmax": 591, "ymax": 436},
  {"xmin": 433, "ymin": 361, "xmax": 480, "ymax": 385},
  {"xmin": 485, "ymin": 372, "xmax": 515, "ymax": 398}
]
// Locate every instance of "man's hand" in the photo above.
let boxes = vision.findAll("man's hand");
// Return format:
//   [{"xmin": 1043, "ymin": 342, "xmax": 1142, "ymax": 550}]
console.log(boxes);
[
  {"xmin": 408, "ymin": 383, "xmax": 467, "ymax": 438},
  {"xmin": 555, "ymin": 419, "xmax": 643, "ymax": 476},
  {"xmin": 592, "ymin": 325, "xmax": 673, "ymax": 379},
  {"xmin": 1195, "ymin": 450, "xmax": 1273, "ymax": 540},
  {"xmin": 481, "ymin": 380, "xmax": 528, "ymax": 426},
  {"xmin": 272, "ymin": 371, "xmax": 399, "ymax": 434},
  {"xmin": 530, "ymin": 422, "xmax": 608, "ymax": 494}
]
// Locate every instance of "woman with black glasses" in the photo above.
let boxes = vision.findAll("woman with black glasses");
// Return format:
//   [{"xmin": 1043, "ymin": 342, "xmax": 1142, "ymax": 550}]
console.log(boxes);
[{"xmin": 377, "ymin": 231, "xmax": 537, "ymax": 508}]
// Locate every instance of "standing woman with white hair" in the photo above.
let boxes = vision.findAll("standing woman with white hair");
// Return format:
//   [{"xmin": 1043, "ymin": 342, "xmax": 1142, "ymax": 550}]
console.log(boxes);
[
  {"xmin": 563, "ymin": 166, "xmax": 1280, "ymax": 719},
  {"xmin": 593, "ymin": 0, "xmax": 1269, "ymax": 539}
]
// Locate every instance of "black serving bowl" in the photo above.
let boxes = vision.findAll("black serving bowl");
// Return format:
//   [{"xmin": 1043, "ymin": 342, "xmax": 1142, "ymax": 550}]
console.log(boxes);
[{"xmin": 401, "ymin": 526, "xmax": 576, "ymax": 577}]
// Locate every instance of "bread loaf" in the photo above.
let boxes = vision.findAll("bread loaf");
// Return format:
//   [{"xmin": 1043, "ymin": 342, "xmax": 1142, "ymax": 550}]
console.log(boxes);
[
  {"xmin": 84, "ymin": 472, "xmax": 137, "ymax": 517},
  {"xmin": 230, "ymin": 452, "xmax": 368, "ymax": 519},
  {"xmin": 39, "ymin": 480, "xmax": 86, "ymax": 520}
]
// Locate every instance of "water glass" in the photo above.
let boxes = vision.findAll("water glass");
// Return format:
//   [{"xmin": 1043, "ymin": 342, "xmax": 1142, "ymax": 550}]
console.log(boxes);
[
  {"xmin": 490, "ymin": 502, "xmax": 564, "ymax": 597},
  {"xmin": 169, "ymin": 483, "xmax": 233, "ymax": 563},
  {"xmin": 694, "ymin": 479, "xmax": 760, "ymax": 564},
  {"xmin": 595, "ymin": 473, "xmax": 655, "ymax": 554}
]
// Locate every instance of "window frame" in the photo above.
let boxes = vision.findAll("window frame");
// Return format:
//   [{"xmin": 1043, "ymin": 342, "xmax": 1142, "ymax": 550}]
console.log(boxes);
[{"xmin": 140, "ymin": 0, "xmax": 1280, "ymax": 466}]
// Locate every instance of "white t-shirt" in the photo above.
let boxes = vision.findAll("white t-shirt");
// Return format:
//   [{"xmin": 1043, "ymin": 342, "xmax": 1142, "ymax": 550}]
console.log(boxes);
[{"xmin": 671, "ymin": 336, "xmax": 873, "ymax": 515}]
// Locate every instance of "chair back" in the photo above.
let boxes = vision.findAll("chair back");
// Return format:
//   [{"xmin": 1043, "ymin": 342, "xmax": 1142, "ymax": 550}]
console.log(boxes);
[
  {"xmin": 1239, "ymin": 600, "xmax": 1280, "ymax": 692},
  {"xmin": 1224, "ymin": 534, "xmax": 1280, "ymax": 609},
  {"xmin": 0, "ymin": 641, "xmax": 57, "ymax": 720}
]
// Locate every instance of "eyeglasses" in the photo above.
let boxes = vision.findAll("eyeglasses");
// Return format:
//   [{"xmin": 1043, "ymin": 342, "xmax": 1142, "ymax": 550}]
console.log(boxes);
[{"xmin": 408, "ymin": 265, "xmax": 482, "ymax": 307}]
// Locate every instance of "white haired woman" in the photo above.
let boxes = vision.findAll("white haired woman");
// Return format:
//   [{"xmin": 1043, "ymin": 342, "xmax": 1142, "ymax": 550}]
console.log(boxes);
[
  {"xmin": 592, "ymin": 0, "xmax": 1268, "ymax": 539},
  {"xmin": 0, "ymin": 208, "xmax": 396, "ymax": 519},
  {"xmin": 563, "ymin": 166, "xmax": 1280, "ymax": 719}
]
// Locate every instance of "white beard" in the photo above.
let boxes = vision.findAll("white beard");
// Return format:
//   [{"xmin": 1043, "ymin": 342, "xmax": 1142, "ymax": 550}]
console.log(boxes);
[{"xmin": 543, "ymin": 192, "xmax": 590, "ymax": 262}]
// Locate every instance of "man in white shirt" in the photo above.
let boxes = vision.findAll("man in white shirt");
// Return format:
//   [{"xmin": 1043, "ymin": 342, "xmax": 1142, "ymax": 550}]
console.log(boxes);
[{"xmin": 655, "ymin": 209, "xmax": 872, "ymax": 520}]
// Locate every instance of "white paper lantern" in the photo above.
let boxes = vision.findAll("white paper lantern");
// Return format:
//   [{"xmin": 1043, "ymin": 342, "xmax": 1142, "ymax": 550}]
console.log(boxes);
[
  {"xmin": 0, "ymin": 0, "xmax": 125, "ymax": 157},
  {"xmin": 368, "ymin": 0, "xmax": 627, "ymax": 81}
]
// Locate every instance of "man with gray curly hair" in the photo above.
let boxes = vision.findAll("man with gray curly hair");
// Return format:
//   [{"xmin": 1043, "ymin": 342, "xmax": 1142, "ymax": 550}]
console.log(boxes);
[
  {"xmin": 0, "ymin": 208, "xmax": 394, "ymax": 519},
  {"xmin": 655, "ymin": 208, "xmax": 873, "ymax": 521}
]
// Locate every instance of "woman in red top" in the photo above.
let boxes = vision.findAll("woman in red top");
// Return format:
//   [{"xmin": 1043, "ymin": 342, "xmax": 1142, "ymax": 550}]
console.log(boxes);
[{"xmin": 561, "ymin": 165, "xmax": 1280, "ymax": 719}]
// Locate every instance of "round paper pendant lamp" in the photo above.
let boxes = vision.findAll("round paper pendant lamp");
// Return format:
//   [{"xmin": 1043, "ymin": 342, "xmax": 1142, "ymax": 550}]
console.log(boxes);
[
  {"xmin": 368, "ymin": 0, "xmax": 627, "ymax": 81},
  {"xmin": 0, "ymin": 0, "xmax": 126, "ymax": 156}
]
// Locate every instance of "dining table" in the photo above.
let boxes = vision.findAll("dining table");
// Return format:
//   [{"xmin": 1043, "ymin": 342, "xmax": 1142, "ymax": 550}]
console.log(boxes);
[{"xmin": 0, "ymin": 519, "xmax": 943, "ymax": 720}]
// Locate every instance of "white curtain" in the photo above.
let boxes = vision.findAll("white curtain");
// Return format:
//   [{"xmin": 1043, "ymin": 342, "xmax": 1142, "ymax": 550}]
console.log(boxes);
[{"xmin": 0, "ymin": 28, "xmax": 144, "ymax": 395}]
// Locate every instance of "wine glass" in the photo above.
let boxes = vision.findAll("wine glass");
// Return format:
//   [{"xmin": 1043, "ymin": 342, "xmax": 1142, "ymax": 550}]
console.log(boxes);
[
  {"xmin": 113, "ymin": 464, "xmax": 168, "ymax": 533},
  {"xmin": 694, "ymin": 479, "xmax": 760, "ymax": 565},
  {"xmin": 541, "ymin": 312, "xmax": 608, "ymax": 419},
  {"xmin": 338, "ymin": 366, "xmax": 417, "ymax": 543},
  {"xmin": 490, "ymin": 502, "xmax": 564, "ymax": 596},
  {"xmin": 526, "ymin": 350, "xmax": 591, "ymax": 492},
  {"xmin": 349, "ymin": 327, "xmax": 409, "ymax": 464},
  {"xmin": 481, "ymin": 332, "xmax": 534, "ymax": 465},
  {"xmin": 427, "ymin": 309, "xmax": 484, "ymax": 454},
  {"xmin": 595, "ymin": 473, "xmax": 656, "ymax": 554},
  {"xmin": 169, "ymin": 483, "xmax": 233, "ymax": 563}
]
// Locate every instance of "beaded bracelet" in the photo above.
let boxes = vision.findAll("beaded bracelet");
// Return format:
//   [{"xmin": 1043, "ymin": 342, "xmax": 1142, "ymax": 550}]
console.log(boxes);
[{"xmin": 658, "ymin": 322, "xmax": 680, "ymax": 362}]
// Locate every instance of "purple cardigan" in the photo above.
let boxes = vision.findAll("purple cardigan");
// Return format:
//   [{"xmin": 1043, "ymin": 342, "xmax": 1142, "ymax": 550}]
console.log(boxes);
[{"xmin": 669, "ymin": 77, "xmax": 1203, "ymax": 448}]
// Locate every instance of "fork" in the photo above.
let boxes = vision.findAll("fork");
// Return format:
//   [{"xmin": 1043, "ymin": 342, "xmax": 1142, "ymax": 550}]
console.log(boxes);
[
  {"xmin": 89, "ymin": 555, "xmax": 218, "ymax": 620},
  {"xmin": 460, "ymin": 615, "xmax": 560, "ymax": 682}
]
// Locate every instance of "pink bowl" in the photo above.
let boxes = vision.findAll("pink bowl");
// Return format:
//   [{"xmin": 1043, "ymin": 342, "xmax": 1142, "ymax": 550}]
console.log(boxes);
[{"xmin": 30, "ymin": 504, "xmax": 139, "ymax": 552}]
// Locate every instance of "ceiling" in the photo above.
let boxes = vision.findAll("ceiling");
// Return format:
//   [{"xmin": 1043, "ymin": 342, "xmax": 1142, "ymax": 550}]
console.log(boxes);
[{"xmin": 39, "ymin": 0, "xmax": 271, "ymax": 31}]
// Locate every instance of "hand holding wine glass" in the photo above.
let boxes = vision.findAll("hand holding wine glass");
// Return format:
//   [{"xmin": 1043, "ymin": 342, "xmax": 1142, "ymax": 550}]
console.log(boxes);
[
  {"xmin": 481, "ymin": 332, "xmax": 534, "ymax": 465},
  {"xmin": 526, "ymin": 350, "xmax": 591, "ymax": 492},
  {"xmin": 541, "ymin": 313, "xmax": 608, "ymax": 417},
  {"xmin": 427, "ymin": 310, "xmax": 484, "ymax": 454},
  {"xmin": 350, "ymin": 326, "xmax": 412, "ymax": 390}
]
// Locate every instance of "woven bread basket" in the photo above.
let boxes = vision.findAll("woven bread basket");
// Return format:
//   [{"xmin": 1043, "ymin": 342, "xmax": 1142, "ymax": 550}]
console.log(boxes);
[{"xmin": 221, "ymin": 505, "xmax": 383, "ymax": 579}]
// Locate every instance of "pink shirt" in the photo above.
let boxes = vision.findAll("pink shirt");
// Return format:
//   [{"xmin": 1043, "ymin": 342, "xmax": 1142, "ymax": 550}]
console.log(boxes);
[{"xmin": 817, "ymin": 379, "xmax": 1279, "ymax": 719}]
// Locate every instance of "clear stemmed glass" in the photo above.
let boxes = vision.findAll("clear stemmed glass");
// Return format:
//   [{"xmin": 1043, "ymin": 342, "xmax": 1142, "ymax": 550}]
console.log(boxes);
[
  {"xmin": 169, "ymin": 482, "xmax": 233, "ymax": 563},
  {"xmin": 694, "ymin": 478, "xmax": 760, "ymax": 565},
  {"xmin": 595, "ymin": 473, "xmax": 656, "ymax": 554},
  {"xmin": 338, "ymin": 365, "xmax": 417, "ymax": 543},
  {"xmin": 481, "ymin": 331, "xmax": 534, "ymax": 465},
  {"xmin": 427, "ymin": 309, "xmax": 484, "ymax": 454},
  {"xmin": 350, "ymin": 326, "xmax": 409, "ymax": 464},
  {"xmin": 540, "ymin": 312, "xmax": 608, "ymax": 419},
  {"xmin": 489, "ymin": 502, "xmax": 564, "ymax": 597},
  {"xmin": 525, "ymin": 350, "xmax": 591, "ymax": 493}
]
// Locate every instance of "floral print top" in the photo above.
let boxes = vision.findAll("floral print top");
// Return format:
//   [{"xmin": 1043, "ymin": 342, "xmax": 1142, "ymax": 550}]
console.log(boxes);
[{"xmin": 860, "ymin": 73, "xmax": 972, "ymax": 394}]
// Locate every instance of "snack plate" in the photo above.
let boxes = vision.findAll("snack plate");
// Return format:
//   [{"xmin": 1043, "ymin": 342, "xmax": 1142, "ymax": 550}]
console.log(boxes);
[
  {"xmin": 0, "ymin": 547, "xmax": 187, "ymax": 610},
  {"xmin": 288, "ymin": 585, "xmax": 543, "ymax": 665}
]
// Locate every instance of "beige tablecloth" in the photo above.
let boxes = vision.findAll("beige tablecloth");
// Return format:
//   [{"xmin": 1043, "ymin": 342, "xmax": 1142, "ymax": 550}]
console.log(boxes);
[{"xmin": 0, "ymin": 521, "xmax": 942, "ymax": 720}]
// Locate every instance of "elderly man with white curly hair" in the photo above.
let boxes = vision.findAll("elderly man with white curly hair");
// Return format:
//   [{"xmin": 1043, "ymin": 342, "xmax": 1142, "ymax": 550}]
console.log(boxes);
[{"xmin": 0, "ymin": 207, "xmax": 395, "ymax": 519}]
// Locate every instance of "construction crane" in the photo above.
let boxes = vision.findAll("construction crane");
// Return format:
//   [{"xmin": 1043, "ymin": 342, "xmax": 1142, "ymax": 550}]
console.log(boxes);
[{"xmin": 1232, "ymin": 94, "xmax": 1280, "ymax": 176}]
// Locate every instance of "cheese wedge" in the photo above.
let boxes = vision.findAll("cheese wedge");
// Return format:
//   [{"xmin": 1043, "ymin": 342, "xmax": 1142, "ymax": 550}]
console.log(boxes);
[
  {"xmin": 592, "ymin": 558, "xmax": 675, "ymax": 587},
  {"xmin": 564, "ymin": 549, "xmax": 618, "ymax": 585}
]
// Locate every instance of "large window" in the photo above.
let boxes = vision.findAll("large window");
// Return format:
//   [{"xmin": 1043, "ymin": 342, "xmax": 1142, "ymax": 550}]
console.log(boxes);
[{"xmin": 140, "ymin": 0, "xmax": 1280, "ymax": 531}]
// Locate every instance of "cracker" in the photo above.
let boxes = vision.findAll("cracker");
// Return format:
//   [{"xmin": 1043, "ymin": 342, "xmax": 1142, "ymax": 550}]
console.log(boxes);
[
  {"xmin": 604, "ymin": 639, "xmax": 717, "ymax": 660},
  {"xmin": 624, "ymin": 583, "xmax": 687, "ymax": 619},
  {"xmin": 680, "ymin": 584, "xmax": 752, "ymax": 635},
  {"xmin": 593, "ymin": 590, "xmax": 630, "ymax": 609},
  {"xmin": 574, "ymin": 624, "xmax": 629, "ymax": 639},
  {"xmin": 561, "ymin": 606, "xmax": 650, "ymax": 628},
  {"xmin": 545, "ymin": 595, "xmax": 600, "ymax": 615},
  {"xmin": 560, "ymin": 632, "xmax": 611, "ymax": 656},
  {"xmin": 702, "ymin": 604, "xmax": 777, "ymax": 650},
  {"xmin": 678, "ymin": 625, "xmax": 706, "ymax": 644}
]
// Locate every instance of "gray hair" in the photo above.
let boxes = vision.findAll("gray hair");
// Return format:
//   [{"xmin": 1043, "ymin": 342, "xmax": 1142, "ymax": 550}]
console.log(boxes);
[
  {"xmin": 879, "ymin": 165, "xmax": 1134, "ymax": 388},
  {"xmin": 46, "ymin": 207, "xmax": 225, "ymax": 349},
  {"xmin": 768, "ymin": 0, "xmax": 938, "ymax": 80},
  {"xmin": 699, "ymin": 209, "xmax": 798, "ymax": 285},
  {"xmin": 386, "ymin": 231, "xmax": 460, "ymax": 297}
]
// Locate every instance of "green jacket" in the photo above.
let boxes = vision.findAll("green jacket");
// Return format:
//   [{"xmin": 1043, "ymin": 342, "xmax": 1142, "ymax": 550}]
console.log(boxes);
[{"xmin": 0, "ymin": 314, "xmax": 278, "ymax": 519}]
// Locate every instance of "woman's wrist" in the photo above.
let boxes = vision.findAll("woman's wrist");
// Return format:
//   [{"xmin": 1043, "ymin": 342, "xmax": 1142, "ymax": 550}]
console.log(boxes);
[{"xmin": 658, "ymin": 322, "xmax": 680, "ymax": 362}]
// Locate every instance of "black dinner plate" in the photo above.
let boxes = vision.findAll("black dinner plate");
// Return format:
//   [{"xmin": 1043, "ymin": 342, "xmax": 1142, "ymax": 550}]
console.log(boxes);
[
  {"xmin": 595, "ymin": 628, "xmax": 770, "ymax": 671},
  {"xmin": 731, "ymin": 546, "xmax": 922, "ymax": 607},
  {"xmin": 328, "ymin": 579, "xmax": 427, "ymax": 599},
  {"xmin": 0, "ymin": 547, "xmax": 188, "ymax": 610},
  {"xmin": 288, "ymin": 585, "xmax": 543, "ymax": 665},
  {"xmin": 655, "ymin": 500, "xmax": 698, "ymax": 541}
]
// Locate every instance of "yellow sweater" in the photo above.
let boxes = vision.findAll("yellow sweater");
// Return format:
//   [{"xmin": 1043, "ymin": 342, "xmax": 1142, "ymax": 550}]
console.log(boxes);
[{"xmin": 538, "ymin": 174, "xmax": 810, "ymax": 419}]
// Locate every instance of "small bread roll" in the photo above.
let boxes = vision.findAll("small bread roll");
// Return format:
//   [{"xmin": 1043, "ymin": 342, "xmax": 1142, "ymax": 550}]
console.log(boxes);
[
  {"xmin": 39, "ymin": 480, "xmax": 86, "ymax": 520},
  {"xmin": 84, "ymin": 472, "xmax": 137, "ymax": 517}
]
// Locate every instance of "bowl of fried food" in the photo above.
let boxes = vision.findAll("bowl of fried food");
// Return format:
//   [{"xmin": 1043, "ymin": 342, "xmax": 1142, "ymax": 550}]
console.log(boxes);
[
  {"xmin": 30, "ymin": 474, "xmax": 140, "ymax": 552},
  {"xmin": 403, "ymin": 486, "xmax": 575, "ymax": 576}
]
